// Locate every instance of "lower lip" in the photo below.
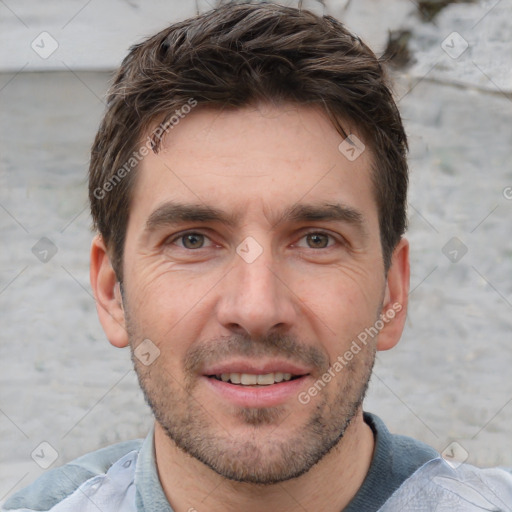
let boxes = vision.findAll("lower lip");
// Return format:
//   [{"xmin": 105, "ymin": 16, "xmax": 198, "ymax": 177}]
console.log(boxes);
[{"xmin": 203, "ymin": 375, "xmax": 309, "ymax": 408}]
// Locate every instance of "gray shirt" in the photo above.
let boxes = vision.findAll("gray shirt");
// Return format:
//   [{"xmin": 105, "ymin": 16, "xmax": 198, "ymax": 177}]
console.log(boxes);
[
  {"xmin": 0, "ymin": 412, "xmax": 446, "ymax": 511},
  {"xmin": 137, "ymin": 412, "xmax": 440, "ymax": 511}
]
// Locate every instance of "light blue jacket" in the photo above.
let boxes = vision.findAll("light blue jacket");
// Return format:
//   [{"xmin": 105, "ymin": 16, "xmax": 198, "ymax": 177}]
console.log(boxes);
[
  {"xmin": 4, "ymin": 425, "xmax": 512, "ymax": 511},
  {"xmin": 380, "ymin": 458, "xmax": 512, "ymax": 511}
]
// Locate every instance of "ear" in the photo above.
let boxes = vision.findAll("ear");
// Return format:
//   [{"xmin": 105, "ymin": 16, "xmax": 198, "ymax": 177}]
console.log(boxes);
[
  {"xmin": 90, "ymin": 235, "xmax": 129, "ymax": 348},
  {"xmin": 377, "ymin": 237, "xmax": 410, "ymax": 351}
]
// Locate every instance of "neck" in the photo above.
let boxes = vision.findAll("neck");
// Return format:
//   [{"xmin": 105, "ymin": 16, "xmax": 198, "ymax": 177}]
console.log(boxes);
[{"xmin": 154, "ymin": 410, "xmax": 375, "ymax": 512}]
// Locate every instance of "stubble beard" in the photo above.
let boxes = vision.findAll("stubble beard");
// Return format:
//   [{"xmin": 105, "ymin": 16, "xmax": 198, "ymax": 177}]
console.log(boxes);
[{"xmin": 128, "ymin": 326, "xmax": 376, "ymax": 485}]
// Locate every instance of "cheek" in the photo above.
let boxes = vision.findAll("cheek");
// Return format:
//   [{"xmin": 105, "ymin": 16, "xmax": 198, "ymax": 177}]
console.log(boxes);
[
  {"xmin": 123, "ymin": 264, "xmax": 221, "ymax": 354},
  {"xmin": 127, "ymin": 256, "xmax": 210, "ymax": 313},
  {"xmin": 292, "ymin": 266, "xmax": 384, "ymax": 351}
]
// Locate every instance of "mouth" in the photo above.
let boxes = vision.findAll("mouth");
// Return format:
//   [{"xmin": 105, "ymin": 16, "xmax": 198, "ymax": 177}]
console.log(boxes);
[
  {"xmin": 202, "ymin": 362, "xmax": 312, "ymax": 408},
  {"xmin": 208, "ymin": 372, "xmax": 303, "ymax": 387}
]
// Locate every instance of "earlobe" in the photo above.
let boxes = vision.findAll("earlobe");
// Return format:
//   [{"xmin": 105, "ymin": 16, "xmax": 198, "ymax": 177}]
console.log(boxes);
[
  {"xmin": 377, "ymin": 238, "xmax": 410, "ymax": 351},
  {"xmin": 90, "ymin": 235, "xmax": 129, "ymax": 348}
]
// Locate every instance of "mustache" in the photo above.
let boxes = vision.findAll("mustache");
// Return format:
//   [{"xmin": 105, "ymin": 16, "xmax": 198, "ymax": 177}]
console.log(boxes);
[{"xmin": 184, "ymin": 332, "xmax": 330, "ymax": 375}]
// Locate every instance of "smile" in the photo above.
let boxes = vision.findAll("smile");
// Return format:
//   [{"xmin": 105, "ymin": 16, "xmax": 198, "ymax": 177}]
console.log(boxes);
[{"xmin": 210, "ymin": 372, "xmax": 299, "ymax": 386}]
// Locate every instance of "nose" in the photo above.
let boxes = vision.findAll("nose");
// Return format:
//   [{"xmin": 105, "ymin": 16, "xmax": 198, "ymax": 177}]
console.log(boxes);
[{"xmin": 216, "ymin": 247, "xmax": 298, "ymax": 339}]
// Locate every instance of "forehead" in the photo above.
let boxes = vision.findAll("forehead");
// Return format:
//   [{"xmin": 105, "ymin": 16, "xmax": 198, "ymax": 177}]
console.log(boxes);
[{"xmin": 129, "ymin": 103, "xmax": 378, "ymax": 230}]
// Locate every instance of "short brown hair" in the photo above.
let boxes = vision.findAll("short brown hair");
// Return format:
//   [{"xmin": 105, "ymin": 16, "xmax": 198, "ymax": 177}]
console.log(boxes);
[{"xmin": 89, "ymin": 1, "xmax": 408, "ymax": 281}]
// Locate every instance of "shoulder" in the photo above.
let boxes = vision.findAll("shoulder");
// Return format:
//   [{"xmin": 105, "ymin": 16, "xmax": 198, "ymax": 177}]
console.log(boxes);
[
  {"xmin": 343, "ymin": 412, "xmax": 439, "ymax": 511},
  {"xmin": 379, "ymin": 457, "xmax": 512, "ymax": 511},
  {"xmin": 364, "ymin": 412, "xmax": 439, "ymax": 477},
  {"xmin": 2, "ymin": 440, "xmax": 143, "ymax": 512}
]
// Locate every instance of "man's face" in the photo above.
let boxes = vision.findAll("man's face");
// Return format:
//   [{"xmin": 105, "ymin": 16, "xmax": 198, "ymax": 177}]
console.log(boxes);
[{"xmin": 119, "ymin": 104, "xmax": 391, "ymax": 483}]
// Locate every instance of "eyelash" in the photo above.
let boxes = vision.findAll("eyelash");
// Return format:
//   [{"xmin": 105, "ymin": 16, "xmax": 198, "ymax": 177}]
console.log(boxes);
[{"xmin": 167, "ymin": 230, "xmax": 343, "ymax": 250}]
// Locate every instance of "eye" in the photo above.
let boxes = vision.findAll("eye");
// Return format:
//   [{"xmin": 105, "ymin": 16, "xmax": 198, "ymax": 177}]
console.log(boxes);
[
  {"xmin": 297, "ymin": 232, "xmax": 337, "ymax": 249},
  {"xmin": 172, "ymin": 232, "xmax": 211, "ymax": 249}
]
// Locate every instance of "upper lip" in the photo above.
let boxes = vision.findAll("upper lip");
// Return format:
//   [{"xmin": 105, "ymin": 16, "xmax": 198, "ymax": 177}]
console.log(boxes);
[{"xmin": 203, "ymin": 359, "xmax": 312, "ymax": 376}]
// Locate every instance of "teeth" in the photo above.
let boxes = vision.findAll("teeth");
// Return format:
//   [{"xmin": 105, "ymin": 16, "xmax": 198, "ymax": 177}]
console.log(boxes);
[
  {"xmin": 257, "ymin": 373, "xmax": 275, "ymax": 385},
  {"xmin": 240, "ymin": 373, "xmax": 258, "ymax": 385},
  {"xmin": 215, "ymin": 372, "xmax": 296, "ymax": 385}
]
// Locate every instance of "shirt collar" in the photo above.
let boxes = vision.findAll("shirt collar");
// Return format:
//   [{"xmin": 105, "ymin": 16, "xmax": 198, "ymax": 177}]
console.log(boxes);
[{"xmin": 134, "ymin": 425, "xmax": 175, "ymax": 512}]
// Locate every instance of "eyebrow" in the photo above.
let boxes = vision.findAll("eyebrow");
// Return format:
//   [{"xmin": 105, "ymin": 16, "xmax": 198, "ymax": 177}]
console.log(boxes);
[
  {"xmin": 276, "ymin": 203, "xmax": 368, "ymax": 239},
  {"xmin": 282, "ymin": 203, "xmax": 365, "ymax": 226},
  {"xmin": 145, "ymin": 201, "xmax": 367, "ymax": 236},
  {"xmin": 145, "ymin": 202, "xmax": 238, "ymax": 231}
]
